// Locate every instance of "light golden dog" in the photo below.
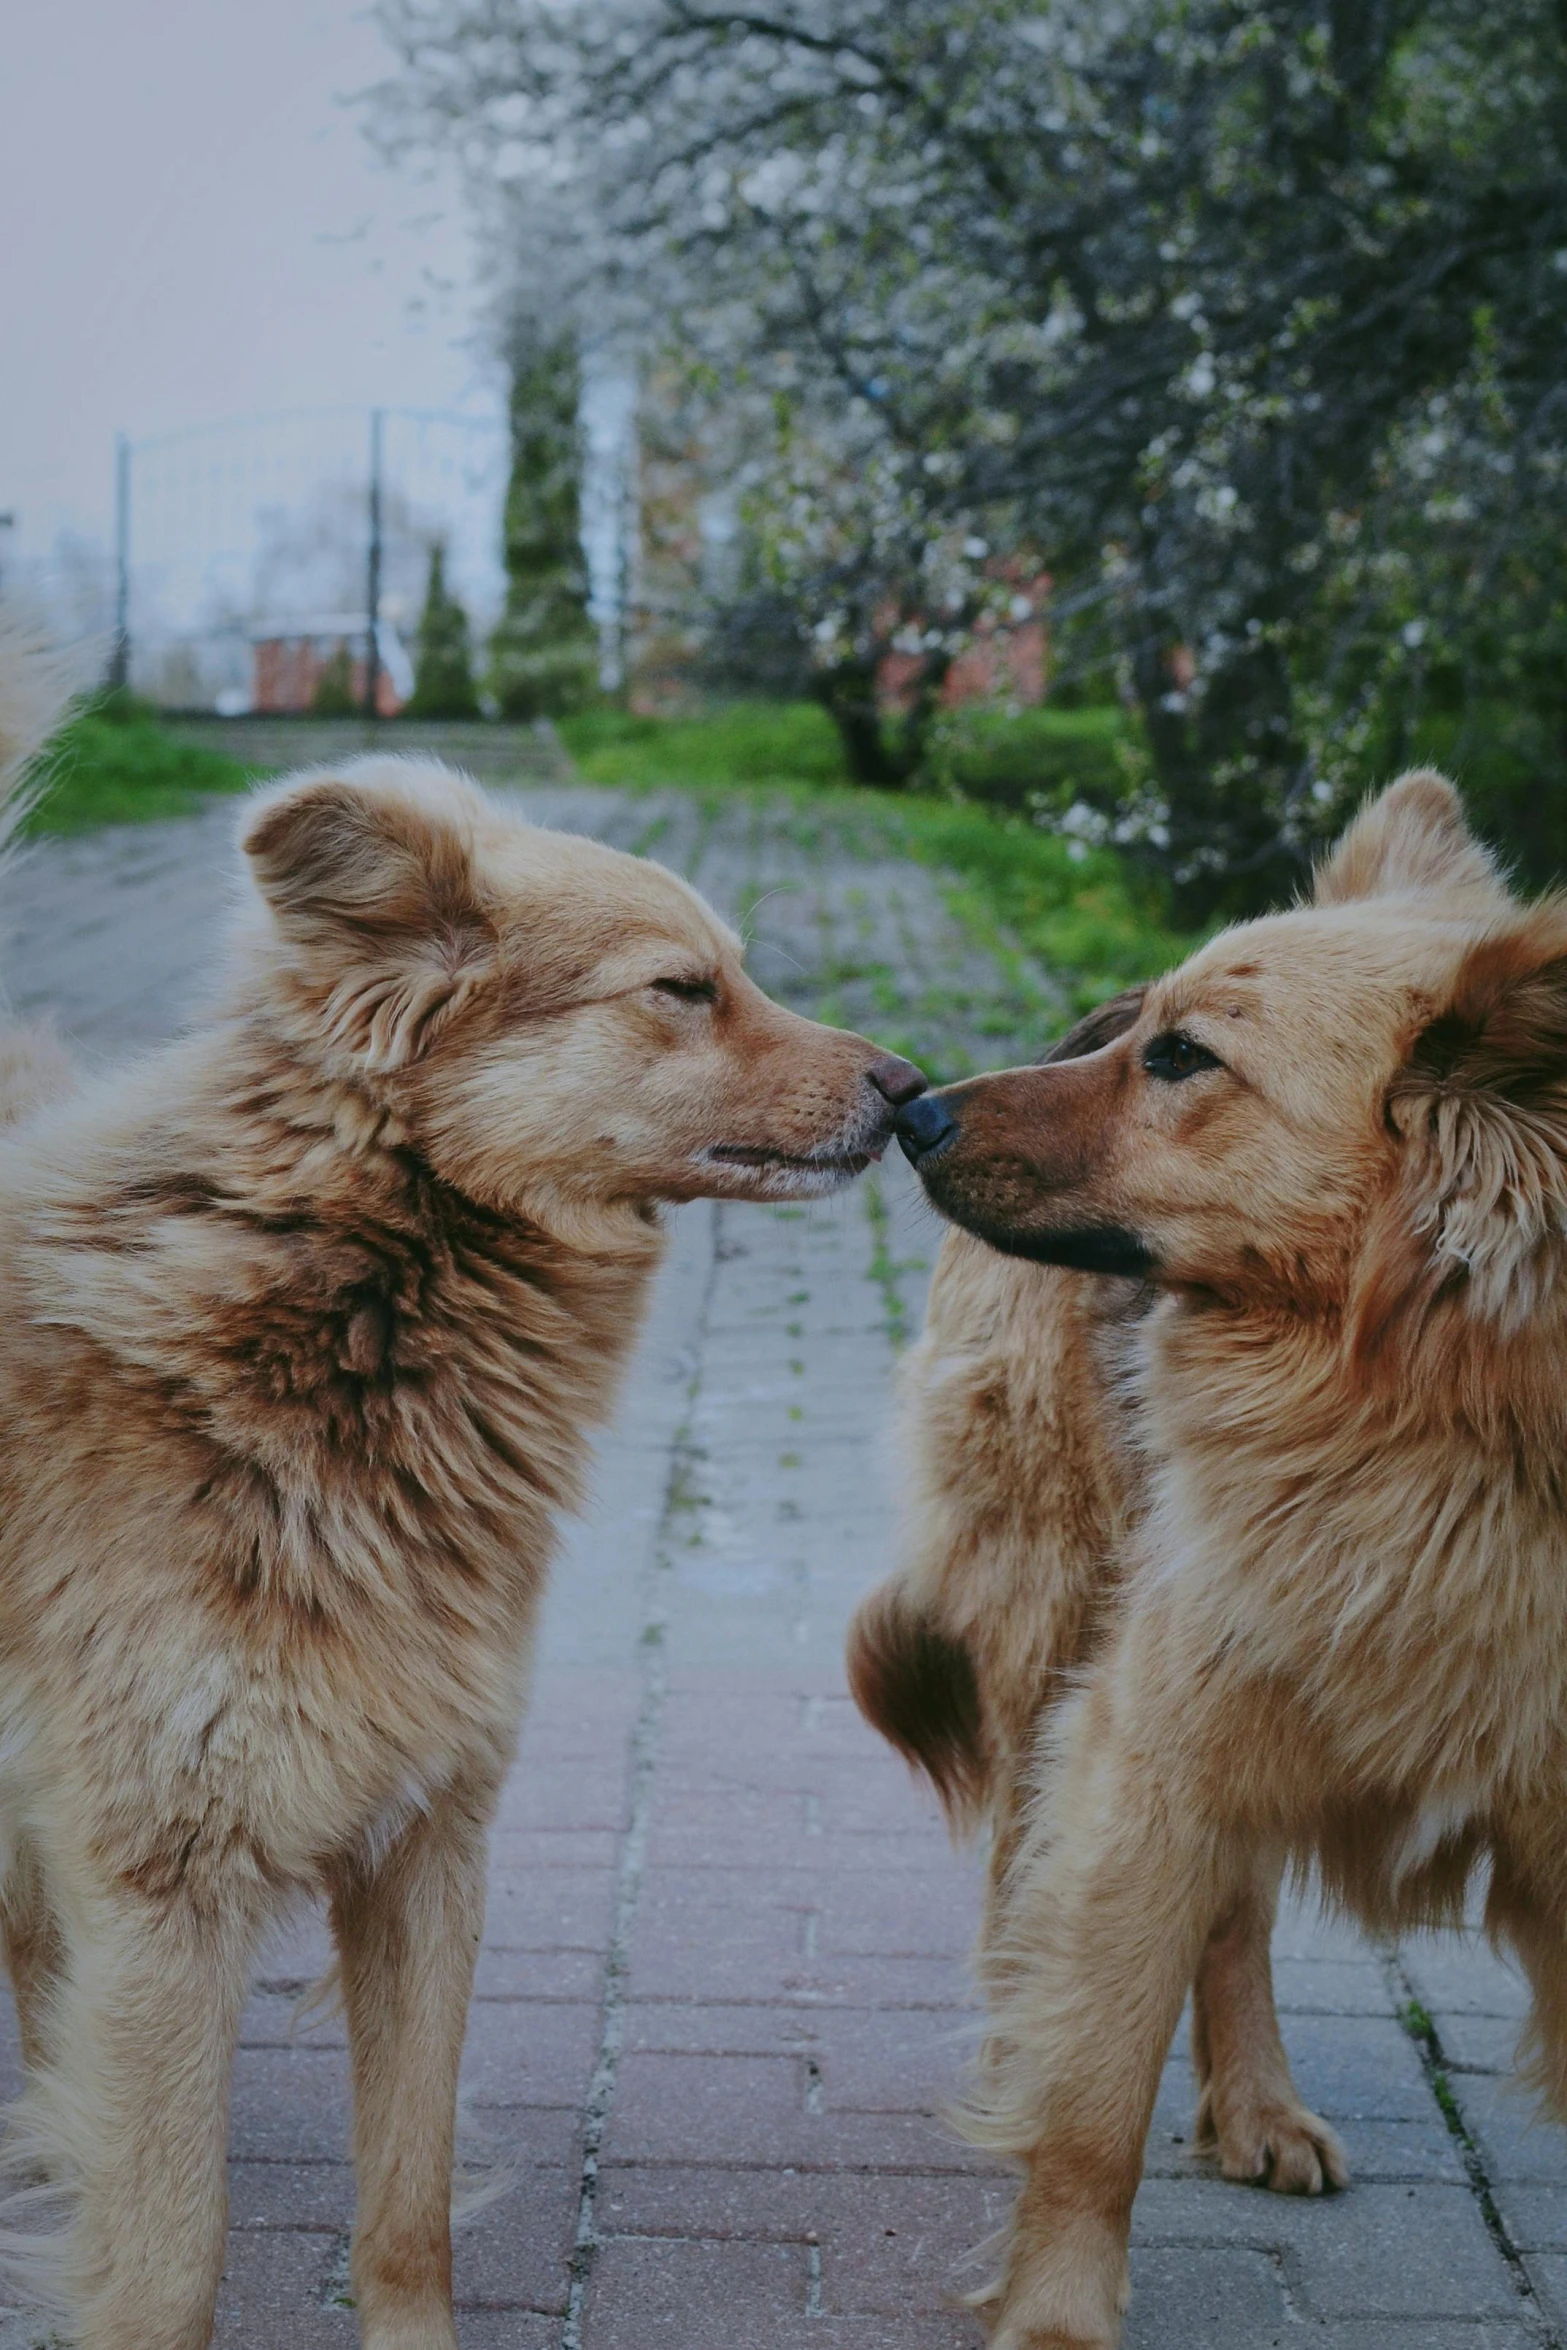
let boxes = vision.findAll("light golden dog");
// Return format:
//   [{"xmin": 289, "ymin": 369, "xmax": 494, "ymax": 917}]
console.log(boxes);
[
  {"xmin": 848, "ymin": 988, "xmax": 1347, "ymax": 2207},
  {"xmin": 877, "ymin": 771, "xmax": 1566, "ymax": 2347},
  {"xmin": 0, "ymin": 631, "xmax": 923, "ymax": 2350}
]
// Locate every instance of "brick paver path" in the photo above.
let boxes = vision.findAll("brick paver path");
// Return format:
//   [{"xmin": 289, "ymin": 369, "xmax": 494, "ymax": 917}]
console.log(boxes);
[{"xmin": 1, "ymin": 758, "xmax": 1563, "ymax": 2348}]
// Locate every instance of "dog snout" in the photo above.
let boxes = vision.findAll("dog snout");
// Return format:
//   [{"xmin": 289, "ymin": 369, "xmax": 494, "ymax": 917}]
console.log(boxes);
[
  {"xmin": 895, "ymin": 1092, "xmax": 959, "ymax": 1165},
  {"xmin": 867, "ymin": 1052, "xmax": 928, "ymax": 1109}
]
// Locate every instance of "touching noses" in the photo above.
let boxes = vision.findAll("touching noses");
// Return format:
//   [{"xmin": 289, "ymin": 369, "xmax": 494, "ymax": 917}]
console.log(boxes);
[
  {"xmin": 894, "ymin": 1092, "xmax": 959, "ymax": 1164},
  {"xmin": 867, "ymin": 1052, "xmax": 928, "ymax": 1109}
]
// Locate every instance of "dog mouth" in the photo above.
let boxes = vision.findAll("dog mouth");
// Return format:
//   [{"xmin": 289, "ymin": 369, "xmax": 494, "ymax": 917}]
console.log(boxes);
[{"xmin": 697, "ymin": 1140, "xmax": 878, "ymax": 1193}]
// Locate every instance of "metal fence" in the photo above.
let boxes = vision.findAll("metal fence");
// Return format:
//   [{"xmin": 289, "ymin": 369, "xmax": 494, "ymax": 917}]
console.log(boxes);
[{"xmin": 8, "ymin": 405, "xmax": 510, "ymax": 713}]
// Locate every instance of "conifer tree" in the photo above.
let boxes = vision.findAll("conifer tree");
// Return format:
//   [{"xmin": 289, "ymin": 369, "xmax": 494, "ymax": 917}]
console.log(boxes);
[
  {"xmin": 309, "ymin": 644, "xmax": 357, "ymax": 719},
  {"xmin": 488, "ymin": 330, "xmax": 599, "ymax": 719},
  {"xmin": 406, "ymin": 540, "xmax": 480, "ymax": 720}
]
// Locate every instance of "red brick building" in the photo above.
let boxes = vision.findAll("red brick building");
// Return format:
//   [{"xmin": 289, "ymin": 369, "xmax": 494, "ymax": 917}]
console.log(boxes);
[{"xmin": 249, "ymin": 615, "xmax": 412, "ymax": 716}]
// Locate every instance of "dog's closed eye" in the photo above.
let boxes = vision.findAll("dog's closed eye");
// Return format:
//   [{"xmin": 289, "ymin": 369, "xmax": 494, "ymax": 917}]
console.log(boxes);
[
  {"xmin": 652, "ymin": 975, "xmax": 718, "ymax": 1004},
  {"xmin": 1143, "ymin": 1031, "xmax": 1222, "ymax": 1082}
]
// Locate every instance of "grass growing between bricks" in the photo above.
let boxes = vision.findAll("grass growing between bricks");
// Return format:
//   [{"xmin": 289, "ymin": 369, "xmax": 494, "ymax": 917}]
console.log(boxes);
[
  {"xmin": 862, "ymin": 1170, "xmax": 927, "ymax": 1352},
  {"xmin": 1393, "ymin": 1975, "xmax": 1547, "ymax": 2328}
]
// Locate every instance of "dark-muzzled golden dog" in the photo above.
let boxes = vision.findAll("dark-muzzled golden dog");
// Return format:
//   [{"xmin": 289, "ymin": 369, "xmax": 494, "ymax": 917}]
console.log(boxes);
[
  {"xmin": 849, "ymin": 987, "xmax": 1345, "ymax": 2213},
  {"xmin": 875, "ymin": 771, "xmax": 1565, "ymax": 2348}
]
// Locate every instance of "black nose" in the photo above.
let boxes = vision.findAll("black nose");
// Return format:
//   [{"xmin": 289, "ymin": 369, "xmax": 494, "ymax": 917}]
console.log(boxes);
[
  {"xmin": 895, "ymin": 1093, "xmax": 959, "ymax": 1164},
  {"xmin": 867, "ymin": 1052, "xmax": 927, "ymax": 1108}
]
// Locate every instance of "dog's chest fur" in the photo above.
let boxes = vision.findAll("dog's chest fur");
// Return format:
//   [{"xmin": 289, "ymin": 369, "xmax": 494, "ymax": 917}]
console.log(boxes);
[
  {"xmin": 1139, "ymin": 1296, "xmax": 1567, "ymax": 1807},
  {"xmin": 0, "ymin": 1062, "xmax": 663, "ymax": 1900}
]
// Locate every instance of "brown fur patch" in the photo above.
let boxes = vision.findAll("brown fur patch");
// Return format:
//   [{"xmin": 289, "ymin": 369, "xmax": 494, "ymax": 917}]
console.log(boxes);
[{"xmin": 846, "ymin": 1582, "xmax": 987, "ymax": 1821}]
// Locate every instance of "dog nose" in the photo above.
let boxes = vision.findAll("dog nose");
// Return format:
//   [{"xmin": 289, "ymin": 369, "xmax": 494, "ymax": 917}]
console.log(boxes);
[
  {"xmin": 867, "ymin": 1052, "xmax": 927, "ymax": 1108},
  {"xmin": 895, "ymin": 1093, "xmax": 959, "ymax": 1163}
]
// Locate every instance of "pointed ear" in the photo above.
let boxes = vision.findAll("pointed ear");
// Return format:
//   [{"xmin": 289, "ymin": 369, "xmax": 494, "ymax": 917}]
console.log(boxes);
[
  {"xmin": 241, "ymin": 763, "xmax": 496, "ymax": 1068},
  {"xmin": 1314, "ymin": 770, "xmax": 1506, "ymax": 910},
  {"xmin": 1359, "ymin": 905, "xmax": 1567, "ymax": 1347}
]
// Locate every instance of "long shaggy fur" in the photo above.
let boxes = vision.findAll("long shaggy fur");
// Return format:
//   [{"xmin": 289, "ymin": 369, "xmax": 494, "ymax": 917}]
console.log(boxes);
[
  {"xmin": 893, "ymin": 770, "xmax": 1567, "ymax": 2348},
  {"xmin": 850, "ymin": 986, "xmax": 1345, "ymax": 2207},
  {"xmin": 0, "ymin": 639, "xmax": 923, "ymax": 2350}
]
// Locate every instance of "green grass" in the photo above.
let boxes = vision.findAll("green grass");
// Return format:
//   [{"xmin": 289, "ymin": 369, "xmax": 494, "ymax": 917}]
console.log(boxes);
[
  {"xmin": 898, "ymin": 797, "xmax": 1196, "ymax": 1015},
  {"xmin": 928, "ymin": 700, "xmax": 1131, "ymax": 813},
  {"xmin": 561, "ymin": 699, "xmax": 849, "ymax": 791},
  {"xmin": 563, "ymin": 698, "xmax": 1195, "ymax": 1018},
  {"xmin": 30, "ymin": 694, "xmax": 258, "ymax": 835}
]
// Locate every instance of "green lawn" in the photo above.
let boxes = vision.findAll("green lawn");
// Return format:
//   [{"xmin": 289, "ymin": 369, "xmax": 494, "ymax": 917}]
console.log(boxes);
[{"xmin": 29, "ymin": 695, "xmax": 257, "ymax": 835}]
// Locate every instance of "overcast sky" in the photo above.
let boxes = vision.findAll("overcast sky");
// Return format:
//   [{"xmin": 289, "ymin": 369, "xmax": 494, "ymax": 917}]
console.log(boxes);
[{"xmin": 1, "ymin": 0, "xmax": 497, "ymax": 575}]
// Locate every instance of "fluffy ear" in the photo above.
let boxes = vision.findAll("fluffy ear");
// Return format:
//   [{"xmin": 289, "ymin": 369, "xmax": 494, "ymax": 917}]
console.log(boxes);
[
  {"xmin": 1360, "ymin": 905, "xmax": 1567, "ymax": 1344},
  {"xmin": 845, "ymin": 1580, "xmax": 988, "ymax": 1827},
  {"xmin": 1314, "ymin": 769, "xmax": 1506, "ymax": 910},
  {"xmin": 242, "ymin": 764, "xmax": 495, "ymax": 1068}
]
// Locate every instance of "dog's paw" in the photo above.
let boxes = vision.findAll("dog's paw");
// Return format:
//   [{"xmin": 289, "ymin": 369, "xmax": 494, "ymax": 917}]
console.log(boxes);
[
  {"xmin": 989, "ymin": 2318, "xmax": 1117, "ymax": 2350},
  {"xmin": 983, "ymin": 2238, "xmax": 1127, "ymax": 2350},
  {"xmin": 1202, "ymin": 2094, "xmax": 1349, "ymax": 2195}
]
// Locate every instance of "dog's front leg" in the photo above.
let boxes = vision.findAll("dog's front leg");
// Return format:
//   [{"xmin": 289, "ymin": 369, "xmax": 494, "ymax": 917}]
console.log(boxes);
[
  {"xmin": 1191, "ymin": 1854, "xmax": 1347, "ymax": 2194},
  {"xmin": 974, "ymin": 1645, "xmax": 1247, "ymax": 2350},
  {"xmin": 329, "ymin": 1770, "xmax": 499, "ymax": 2350},
  {"xmin": 35, "ymin": 1882, "xmax": 259, "ymax": 2350}
]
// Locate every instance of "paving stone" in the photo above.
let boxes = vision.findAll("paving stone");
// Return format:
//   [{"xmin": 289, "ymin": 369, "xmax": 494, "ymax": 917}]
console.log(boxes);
[
  {"xmin": 451, "ymin": 2166, "xmax": 580, "ymax": 2312},
  {"xmin": 602, "ymin": 2047, "xmax": 987, "ymax": 2171},
  {"xmin": 227, "ymin": 2160, "xmax": 354, "ymax": 2231},
  {"xmin": 472, "ymin": 1946, "xmax": 605, "ymax": 2000},
  {"xmin": 1131, "ymin": 2175, "xmax": 1520, "ymax": 2320},
  {"xmin": 1318, "ymin": 2115, "xmax": 1469, "ymax": 2184},
  {"xmin": 1442, "ymin": 2011, "xmax": 1528, "ymax": 2074},
  {"xmin": 1122, "ymin": 2246, "xmax": 1289, "ymax": 2346},
  {"xmin": 448, "ymin": 2320, "xmax": 558, "ymax": 2350},
  {"xmin": 1281, "ymin": 2184, "xmax": 1517, "ymax": 2319},
  {"xmin": 209, "ymin": 2231, "xmax": 355, "ymax": 2347},
  {"xmin": 1522, "ymin": 2250, "xmax": 1567, "ymax": 2331},
  {"xmin": 229, "ymin": 2045, "xmax": 352, "ymax": 2163},
  {"xmin": 1306, "ymin": 2329, "xmax": 1534, "ymax": 2347},
  {"xmin": 458, "ymin": 1997, "xmax": 602, "ymax": 2106},
  {"xmin": 481, "ymin": 1867, "xmax": 619, "ymax": 1952},
  {"xmin": 583, "ymin": 2236, "xmax": 807, "ymax": 2346},
  {"xmin": 1273, "ymin": 1956, "xmax": 1403, "ymax": 2017},
  {"xmin": 618, "ymin": 2000, "xmax": 981, "ymax": 2120},
  {"xmin": 1495, "ymin": 2183, "xmax": 1567, "ymax": 2250},
  {"xmin": 1455, "ymin": 2071, "xmax": 1567, "ymax": 2184},
  {"xmin": 1403, "ymin": 1934, "xmax": 1532, "ymax": 2018},
  {"xmin": 1275, "ymin": 2010, "xmax": 1437, "ymax": 2121}
]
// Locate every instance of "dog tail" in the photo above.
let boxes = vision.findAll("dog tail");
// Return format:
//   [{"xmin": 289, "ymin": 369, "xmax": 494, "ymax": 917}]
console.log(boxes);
[
  {"xmin": 0, "ymin": 614, "xmax": 83, "ymax": 849},
  {"xmin": 846, "ymin": 1579, "xmax": 989, "ymax": 1829}
]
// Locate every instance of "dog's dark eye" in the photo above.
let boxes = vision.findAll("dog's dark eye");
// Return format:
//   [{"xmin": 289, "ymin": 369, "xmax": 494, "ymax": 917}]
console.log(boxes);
[
  {"xmin": 1143, "ymin": 1031, "xmax": 1221, "ymax": 1083},
  {"xmin": 652, "ymin": 975, "xmax": 718, "ymax": 1004}
]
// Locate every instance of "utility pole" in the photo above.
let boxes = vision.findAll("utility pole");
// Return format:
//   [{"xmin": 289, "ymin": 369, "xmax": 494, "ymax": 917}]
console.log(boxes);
[
  {"xmin": 364, "ymin": 407, "xmax": 384, "ymax": 723},
  {"xmin": 110, "ymin": 435, "xmax": 131, "ymax": 691},
  {"xmin": 0, "ymin": 513, "xmax": 14, "ymax": 598}
]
